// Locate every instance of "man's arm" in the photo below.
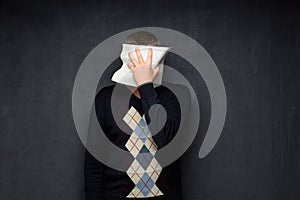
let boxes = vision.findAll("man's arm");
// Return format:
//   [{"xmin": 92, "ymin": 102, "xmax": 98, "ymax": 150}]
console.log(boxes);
[
  {"xmin": 137, "ymin": 82, "xmax": 181, "ymax": 148},
  {"xmin": 84, "ymin": 89, "xmax": 108, "ymax": 200},
  {"xmin": 84, "ymin": 150, "xmax": 104, "ymax": 200},
  {"xmin": 127, "ymin": 47, "xmax": 184, "ymax": 148}
]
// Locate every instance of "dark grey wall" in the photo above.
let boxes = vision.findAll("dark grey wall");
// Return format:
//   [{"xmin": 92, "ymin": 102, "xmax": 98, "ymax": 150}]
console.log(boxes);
[{"xmin": 0, "ymin": 0, "xmax": 299, "ymax": 200}]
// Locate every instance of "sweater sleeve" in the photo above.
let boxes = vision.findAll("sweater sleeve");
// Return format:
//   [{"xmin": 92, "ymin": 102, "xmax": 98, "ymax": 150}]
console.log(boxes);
[
  {"xmin": 84, "ymin": 89, "xmax": 107, "ymax": 200},
  {"xmin": 84, "ymin": 150, "xmax": 105, "ymax": 200},
  {"xmin": 137, "ymin": 82, "xmax": 181, "ymax": 149}
]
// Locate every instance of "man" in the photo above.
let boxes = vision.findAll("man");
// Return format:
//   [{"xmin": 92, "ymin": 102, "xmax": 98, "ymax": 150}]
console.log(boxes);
[{"xmin": 84, "ymin": 31, "xmax": 183, "ymax": 200}]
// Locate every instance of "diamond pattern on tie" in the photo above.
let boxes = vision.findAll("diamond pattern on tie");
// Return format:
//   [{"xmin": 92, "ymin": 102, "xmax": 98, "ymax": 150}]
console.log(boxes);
[{"xmin": 123, "ymin": 106, "xmax": 163, "ymax": 198}]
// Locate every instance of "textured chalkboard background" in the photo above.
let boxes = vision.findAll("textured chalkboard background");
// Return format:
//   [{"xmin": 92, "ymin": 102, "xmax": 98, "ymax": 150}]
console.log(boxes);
[{"xmin": 0, "ymin": 0, "xmax": 299, "ymax": 200}]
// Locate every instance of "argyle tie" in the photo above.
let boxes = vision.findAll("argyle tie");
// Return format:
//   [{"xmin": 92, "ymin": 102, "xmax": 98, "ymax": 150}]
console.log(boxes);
[{"xmin": 123, "ymin": 106, "xmax": 163, "ymax": 198}]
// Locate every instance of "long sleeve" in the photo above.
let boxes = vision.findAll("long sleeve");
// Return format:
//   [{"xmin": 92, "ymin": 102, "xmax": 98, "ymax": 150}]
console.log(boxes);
[
  {"xmin": 84, "ymin": 89, "xmax": 108, "ymax": 200},
  {"xmin": 137, "ymin": 82, "xmax": 181, "ymax": 149},
  {"xmin": 84, "ymin": 150, "xmax": 105, "ymax": 200}
]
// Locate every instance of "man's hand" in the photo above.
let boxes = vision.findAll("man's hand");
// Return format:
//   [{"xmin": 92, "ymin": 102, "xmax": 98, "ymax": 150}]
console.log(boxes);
[{"xmin": 127, "ymin": 47, "xmax": 160, "ymax": 86}]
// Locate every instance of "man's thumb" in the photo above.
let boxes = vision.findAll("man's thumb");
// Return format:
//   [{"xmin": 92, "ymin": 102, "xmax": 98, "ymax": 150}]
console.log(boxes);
[{"xmin": 153, "ymin": 65, "xmax": 160, "ymax": 77}]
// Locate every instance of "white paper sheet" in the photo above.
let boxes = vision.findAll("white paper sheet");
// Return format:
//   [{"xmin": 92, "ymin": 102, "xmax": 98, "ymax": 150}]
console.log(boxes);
[{"xmin": 111, "ymin": 44, "xmax": 171, "ymax": 87}]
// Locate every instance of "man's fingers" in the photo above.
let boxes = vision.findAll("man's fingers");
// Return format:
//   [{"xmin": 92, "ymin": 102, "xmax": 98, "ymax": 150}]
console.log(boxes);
[
  {"xmin": 153, "ymin": 65, "xmax": 160, "ymax": 77},
  {"xmin": 127, "ymin": 62, "xmax": 134, "ymax": 70},
  {"xmin": 145, "ymin": 48, "xmax": 152, "ymax": 64},
  {"xmin": 128, "ymin": 52, "xmax": 139, "ymax": 66},
  {"xmin": 135, "ymin": 47, "xmax": 145, "ymax": 64}
]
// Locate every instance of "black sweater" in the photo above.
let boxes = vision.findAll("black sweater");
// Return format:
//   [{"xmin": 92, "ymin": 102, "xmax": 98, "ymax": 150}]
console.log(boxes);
[{"xmin": 84, "ymin": 82, "xmax": 183, "ymax": 200}]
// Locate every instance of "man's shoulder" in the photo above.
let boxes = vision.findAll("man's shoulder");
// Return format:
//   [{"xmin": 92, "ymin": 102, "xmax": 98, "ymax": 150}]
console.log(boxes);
[
  {"xmin": 95, "ymin": 82, "xmax": 190, "ymax": 101},
  {"xmin": 95, "ymin": 84, "xmax": 115, "ymax": 102},
  {"xmin": 155, "ymin": 82, "xmax": 190, "ymax": 98}
]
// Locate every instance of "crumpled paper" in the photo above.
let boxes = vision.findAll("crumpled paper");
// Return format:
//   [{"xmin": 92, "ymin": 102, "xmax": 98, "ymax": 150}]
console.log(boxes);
[{"xmin": 111, "ymin": 43, "xmax": 171, "ymax": 87}]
